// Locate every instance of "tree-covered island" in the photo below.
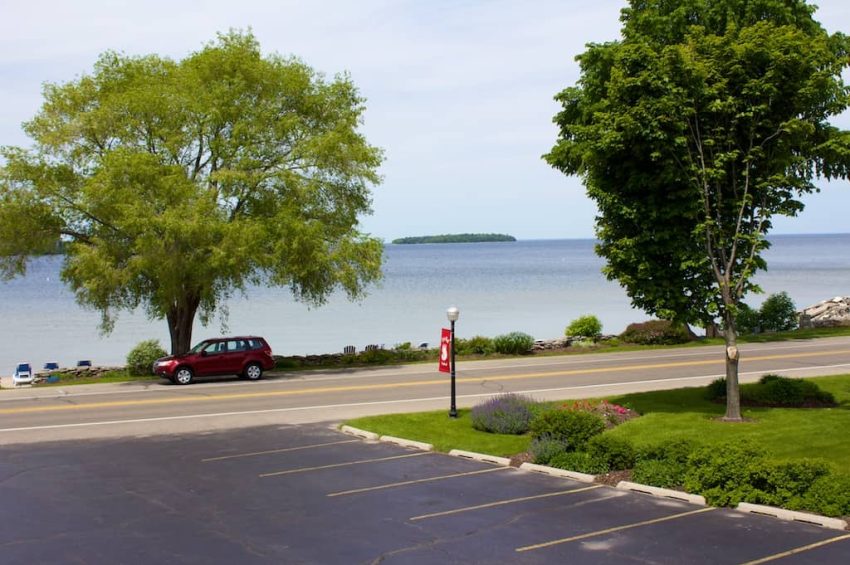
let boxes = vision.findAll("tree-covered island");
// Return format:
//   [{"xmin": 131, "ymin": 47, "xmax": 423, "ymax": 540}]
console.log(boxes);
[{"xmin": 392, "ymin": 233, "xmax": 516, "ymax": 244}]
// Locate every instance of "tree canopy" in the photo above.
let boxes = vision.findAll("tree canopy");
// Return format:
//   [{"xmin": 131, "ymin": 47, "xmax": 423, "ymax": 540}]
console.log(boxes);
[
  {"xmin": 546, "ymin": 0, "xmax": 850, "ymax": 420},
  {"xmin": 0, "ymin": 31, "xmax": 384, "ymax": 354}
]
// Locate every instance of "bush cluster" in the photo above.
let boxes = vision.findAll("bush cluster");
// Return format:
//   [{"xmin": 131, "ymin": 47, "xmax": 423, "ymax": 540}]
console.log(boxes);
[
  {"xmin": 549, "ymin": 451, "xmax": 609, "ymax": 474},
  {"xmin": 565, "ymin": 315, "xmax": 603, "ymax": 341},
  {"xmin": 470, "ymin": 393, "xmax": 537, "ymax": 435},
  {"xmin": 705, "ymin": 375, "xmax": 836, "ymax": 407},
  {"xmin": 126, "ymin": 339, "xmax": 168, "ymax": 376},
  {"xmin": 619, "ymin": 320, "xmax": 690, "ymax": 345},
  {"xmin": 621, "ymin": 438, "xmax": 849, "ymax": 517},
  {"xmin": 492, "ymin": 332, "xmax": 535, "ymax": 355},
  {"xmin": 529, "ymin": 410, "xmax": 606, "ymax": 451},
  {"xmin": 455, "ymin": 335, "xmax": 495, "ymax": 355},
  {"xmin": 736, "ymin": 292, "xmax": 798, "ymax": 334},
  {"xmin": 684, "ymin": 441, "xmax": 832, "ymax": 508}
]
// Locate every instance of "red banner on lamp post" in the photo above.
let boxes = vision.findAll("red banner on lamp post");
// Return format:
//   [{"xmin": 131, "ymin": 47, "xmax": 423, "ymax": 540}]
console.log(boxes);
[{"xmin": 438, "ymin": 328, "xmax": 452, "ymax": 373}]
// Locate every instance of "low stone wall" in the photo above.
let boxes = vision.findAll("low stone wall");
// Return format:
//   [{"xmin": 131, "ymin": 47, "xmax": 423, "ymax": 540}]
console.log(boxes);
[{"xmin": 36, "ymin": 366, "xmax": 124, "ymax": 380}]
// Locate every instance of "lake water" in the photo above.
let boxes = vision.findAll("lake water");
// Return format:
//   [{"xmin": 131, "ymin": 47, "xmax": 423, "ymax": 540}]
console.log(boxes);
[{"xmin": 1, "ymin": 234, "xmax": 848, "ymax": 372}]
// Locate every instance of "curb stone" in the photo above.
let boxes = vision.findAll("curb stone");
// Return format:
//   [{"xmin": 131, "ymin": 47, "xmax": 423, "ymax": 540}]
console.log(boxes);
[
  {"xmin": 737, "ymin": 502, "xmax": 848, "ymax": 530},
  {"xmin": 448, "ymin": 449, "xmax": 511, "ymax": 466},
  {"xmin": 339, "ymin": 425, "xmax": 379, "ymax": 441},
  {"xmin": 379, "ymin": 435, "xmax": 433, "ymax": 451},
  {"xmin": 519, "ymin": 462, "xmax": 596, "ymax": 483},
  {"xmin": 616, "ymin": 481, "xmax": 707, "ymax": 506}
]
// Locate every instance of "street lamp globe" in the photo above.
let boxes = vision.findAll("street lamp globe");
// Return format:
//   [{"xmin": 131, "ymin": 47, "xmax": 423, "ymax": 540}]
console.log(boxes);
[{"xmin": 446, "ymin": 306, "xmax": 460, "ymax": 322}]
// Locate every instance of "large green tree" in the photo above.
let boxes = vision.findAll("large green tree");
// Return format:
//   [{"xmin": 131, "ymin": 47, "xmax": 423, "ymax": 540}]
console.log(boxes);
[
  {"xmin": 0, "ymin": 32, "xmax": 383, "ymax": 354},
  {"xmin": 546, "ymin": 0, "xmax": 850, "ymax": 420}
]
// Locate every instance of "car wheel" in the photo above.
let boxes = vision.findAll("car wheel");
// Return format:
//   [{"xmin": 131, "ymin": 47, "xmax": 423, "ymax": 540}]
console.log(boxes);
[
  {"xmin": 244, "ymin": 362, "xmax": 263, "ymax": 381},
  {"xmin": 174, "ymin": 367, "xmax": 194, "ymax": 385}
]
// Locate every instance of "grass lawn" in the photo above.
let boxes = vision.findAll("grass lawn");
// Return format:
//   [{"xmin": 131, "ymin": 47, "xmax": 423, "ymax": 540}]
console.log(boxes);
[{"xmin": 345, "ymin": 374, "xmax": 850, "ymax": 471}]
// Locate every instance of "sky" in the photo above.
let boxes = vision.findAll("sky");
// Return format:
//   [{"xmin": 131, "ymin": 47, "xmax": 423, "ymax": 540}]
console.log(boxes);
[{"xmin": 1, "ymin": 0, "xmax": 849, "ymax": 241}]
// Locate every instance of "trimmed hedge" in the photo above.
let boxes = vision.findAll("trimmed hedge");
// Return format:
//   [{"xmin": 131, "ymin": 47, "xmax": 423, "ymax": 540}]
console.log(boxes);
[
  {"xmin": 529, "ymin": 410, "xmax": 606, "ymax": 451},
  {"xmin": 705, "ymin": 375, "xmax": 836, "ymax": 407},
  {"xmin": 619, "ymin": 320, "xmax": 690, "ymax": 345}
]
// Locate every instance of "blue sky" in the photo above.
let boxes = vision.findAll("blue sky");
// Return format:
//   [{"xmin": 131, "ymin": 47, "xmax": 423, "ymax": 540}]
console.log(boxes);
[{"xmin": 1, "ymin": 0, "xmax": 848, "ymax": 240}]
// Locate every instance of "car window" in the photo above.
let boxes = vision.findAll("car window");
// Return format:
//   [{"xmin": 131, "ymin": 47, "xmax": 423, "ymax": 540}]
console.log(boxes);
[
  {"xmin": 227, "ymin": 340, "xmax": 246, "ymax": 352},
  {"xmin": 248, "ymin": 339, "xmax": 264, "ymax": 350},
  {"xmin": 203, "ymin": 342, "xmax": 225, "ymax": 354}
]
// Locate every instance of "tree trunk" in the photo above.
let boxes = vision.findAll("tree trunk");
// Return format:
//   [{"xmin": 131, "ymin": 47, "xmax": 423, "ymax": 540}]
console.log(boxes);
[
  {"xmin": 704, "ymin": 321, "xmax": 721, "ymax": 338},
  {"xmin": 166, "ymin": 295, "xmax": 201, "ymax": 355},
  {"xmin": 722, "ymin": 311, "xmax": 743, "ymax": 422}
]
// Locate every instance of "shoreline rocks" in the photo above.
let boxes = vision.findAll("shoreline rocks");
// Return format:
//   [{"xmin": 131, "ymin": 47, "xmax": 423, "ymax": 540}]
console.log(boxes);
[{"xmin": 798, "ymin": 296, "xmax": 850, "ymax": 328}]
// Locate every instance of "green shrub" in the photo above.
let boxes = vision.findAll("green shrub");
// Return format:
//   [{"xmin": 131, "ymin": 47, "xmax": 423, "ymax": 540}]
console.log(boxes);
[
  {"xmin": 743, "ymin": 459, "xmax": 832, "ymax": 507},
  {"xmin": 587, "ymin": 434, "xmax": 636, "ymax": 471},
  {"xmin": 736, "ymin": 303, "xmax": 762, "ymax": 335},
  {"xmin": 492, "ymin": 332, "xmax": 535, "ymax": 355},
  {"xmin": 791, "ymin": 473, "xmax": 850, "ymax": 517},
  {"xmin": 632, "ymin": 439, "xmax": 698, "ymax": 488},
  {"xmin": 470, "ymin": 393, "xmax": 537, "ymax": 435},
  {"xmin": 705, "ymin": 377, "xmax": 727, "ymax": 401},
  {"xmin": 633, "ymin": 460, "xmax": 688, "ymax": 488},
  {"xmin": 126, "ymin": 339, "xmax": 168, "ymax": 376},
  {"xmin": 705, "ymin": 375, "xmax": 836, "ymax": 407},
  {"xmin": 683, "ymin": 441, "xmax": 769, "ymax": 506},
  {"xmin": 455, "ymin": 335, "xmax": 495, "ymax": 355},
  {"xmin": 565, "ymin": 315, "xmax": 603, "ymax": 341},
  {"xmin": 759, "ymin": 292, "xmax": 798, "ymax": 332},
  {"xmin": 619, "ymin": 320, "xmax": 690, "ymax": 345},
  {"xmin": 548, "ymin": 451, "xmax": 609, "ymax": 475},
  {"xmin": 529, "ymin": 437, "xmax": 569, "ymax": 465},
  {"xmin": 529, "ymin": 409, "xmax": 606, "ymax": 451}
]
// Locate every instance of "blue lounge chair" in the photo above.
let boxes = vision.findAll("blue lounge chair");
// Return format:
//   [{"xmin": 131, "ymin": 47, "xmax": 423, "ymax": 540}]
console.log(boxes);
[
  {"xmin": 76, "ymin": 360, "xmax": 92, "ymax": 368},
  {"xmin": 44, "ymin": 362, "xmax": 59, "ymax": 371}
]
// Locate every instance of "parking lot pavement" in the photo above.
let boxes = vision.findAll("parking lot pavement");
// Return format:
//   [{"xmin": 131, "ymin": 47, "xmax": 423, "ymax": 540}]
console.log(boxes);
[{"xmin": 1, "ymin": 424, "xmax": 848, "ymax": 564}]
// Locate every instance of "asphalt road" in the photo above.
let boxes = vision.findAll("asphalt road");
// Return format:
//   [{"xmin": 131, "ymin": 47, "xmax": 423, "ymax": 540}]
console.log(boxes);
[
  {"xmin": 2, "ymin": 423, "xmax": 848, "ymax": 564},
  {"xmin": 1, "ymin": 336, "xmax": 850, "ymax": 445}
]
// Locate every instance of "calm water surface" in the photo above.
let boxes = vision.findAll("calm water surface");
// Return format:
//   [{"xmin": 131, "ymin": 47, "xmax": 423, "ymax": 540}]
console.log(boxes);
[{"xmin": 1, "ymin": 235, "xmax": 848, "ymax": 372}]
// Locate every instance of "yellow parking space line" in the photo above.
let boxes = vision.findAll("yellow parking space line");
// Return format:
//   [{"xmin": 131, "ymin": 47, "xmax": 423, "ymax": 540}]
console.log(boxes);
[
  {"xmin": 516, "ymin": 507, "xmax": 715, "ymax": 553},
  {"xmin": 327, "ymin": 466, "xmax": 510, "ymax": 497},
  {"xmin": 202, "ymin": 439, "xmax": 359, "ymax": 462},
  {"xmin": 410, "ymin": 485, "xmax": 603, "ymax": 521},
  {"xmin": 740, "ymin": 533, "xmax": 850, "ymax": 565},
  {"xmin": 259, "ymin": 452, "xmax": 429, "ymax": 478},
  {"xmin": 2, "ymin": 348, "xmax": 848, "ymax": 415}
]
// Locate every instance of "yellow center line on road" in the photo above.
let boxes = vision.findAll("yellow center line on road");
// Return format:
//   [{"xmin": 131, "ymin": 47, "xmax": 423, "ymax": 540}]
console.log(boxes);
[
  {"xmin": 515, "ymin": 507, "xmax": 716, "ymax": 552},
  {"xmin": 739, "ymin": 533, "xmax": 850, "ymax": 564},
  {"xmin": 259, "ymin": 452, "xmax": 429, "ymax": 478},
  {"xmin": 202, "ymin": 439, "xmax": 359, "ymax": 462},
  {"xmin": 2, "ymin": 348, "xmax": 848, "ymax": 416},
  {"xmin": 410, "ymin": 485, "xmax": 603, "ymax": 521},
  {"xmin": 327, "ymin": 466, "xmax": 511, "ymax": 497}
]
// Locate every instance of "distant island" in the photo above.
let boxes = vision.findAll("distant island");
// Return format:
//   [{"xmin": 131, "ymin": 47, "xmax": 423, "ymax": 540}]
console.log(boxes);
[{"xmin": 392, "ymin": 233, "xmax": 517, "ymax": 244}]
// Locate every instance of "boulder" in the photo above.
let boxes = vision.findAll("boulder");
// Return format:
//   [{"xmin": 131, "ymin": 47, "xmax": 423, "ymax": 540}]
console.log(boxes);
[{"xmin": 798, "ymin": 296, "xmax": 850, "ymax": 328}]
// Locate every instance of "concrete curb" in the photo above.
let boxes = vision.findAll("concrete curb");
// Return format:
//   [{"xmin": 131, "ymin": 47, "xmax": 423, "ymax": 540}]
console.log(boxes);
[
  {"xmin": 339, "ymin": 425, "xmax": 379, "ymax": 441},
  {"xmin": 616, "ymin": 481, "xmax": 707, "ymax": 506},
  {"xmin": 737, "ymin": 502, "xmax": 848, "ymax": 530},
  {"xmin": 519, "ymin": 462, "xmax": 596, "ymax": 483},
  {"xmin": 448, "ymin": 449, "xmax": 511, "ymax": 466},
  {"xmin": 379, "ymin": 435, "xmax": 433, "ymax": 451}
]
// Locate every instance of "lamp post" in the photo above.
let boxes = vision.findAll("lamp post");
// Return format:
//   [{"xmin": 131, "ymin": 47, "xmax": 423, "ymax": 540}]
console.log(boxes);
[{"xmin": 447, "ymin": 306, "xmax": 459, "ymax": 418}]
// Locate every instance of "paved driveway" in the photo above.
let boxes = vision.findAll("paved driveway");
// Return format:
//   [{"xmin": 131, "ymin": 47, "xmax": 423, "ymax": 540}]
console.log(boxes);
[{"xmin": 1, "ymin": 424, "xmax": 848, "ymax": 564}]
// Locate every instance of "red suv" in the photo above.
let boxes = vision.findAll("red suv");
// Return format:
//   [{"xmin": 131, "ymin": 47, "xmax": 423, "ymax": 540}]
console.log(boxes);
[{"xmin": 154, "ymin": 336, "xmax": 275, "ymax": 385}]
